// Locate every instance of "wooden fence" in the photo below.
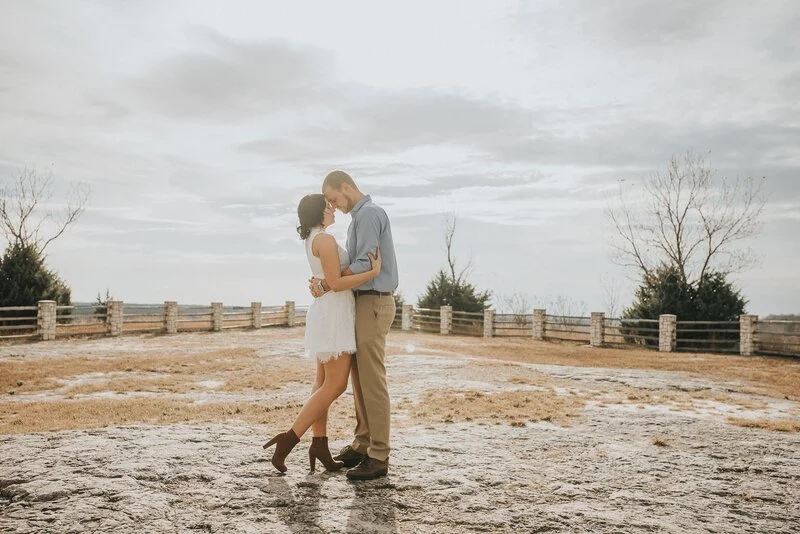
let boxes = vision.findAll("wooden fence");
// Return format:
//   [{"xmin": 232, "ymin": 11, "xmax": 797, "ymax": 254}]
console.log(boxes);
[
  {"xmin": 0, "ymin": 300, "xmax": 301, "ymax": 340},
  {"xmin": 1, "ymin": 301, "xmax": 797, "ymax": 358},
  {"xmin": 390, "ymin": 306, "xmax": 797, "ymax": 358}
]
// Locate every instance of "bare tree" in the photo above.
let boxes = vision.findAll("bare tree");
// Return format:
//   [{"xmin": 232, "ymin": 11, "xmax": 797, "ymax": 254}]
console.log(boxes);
[
  {"xmin": 0, "ymin": 167, "xmax": 90, "ymax": 254},
  {"xmin": 547, "ymin": 295, "xmax": 587, "ymax": 319},
  {"xmin": 600, "ymin": 274, "xmax": 622, "ymax": 318},
  {"xmin": 418, "ymin": 212, "xmax": 490, "ymax": 312},
  {"xmin": 443, "ymin": 212, "xmax": 472, "ymax": 283},
  {"xmin": 498, "ymin": 292, "xmax": 530, "ymax": 326},
  {"xmin": 607, "ymin": 152, "xmax": 766, "ymax": 285}
]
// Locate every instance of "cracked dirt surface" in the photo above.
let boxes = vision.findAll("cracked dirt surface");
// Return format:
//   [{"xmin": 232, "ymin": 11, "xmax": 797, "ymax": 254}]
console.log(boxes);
[{"xmin": 1, "ymin": 329, "xmax": 799, "ymax": 533}]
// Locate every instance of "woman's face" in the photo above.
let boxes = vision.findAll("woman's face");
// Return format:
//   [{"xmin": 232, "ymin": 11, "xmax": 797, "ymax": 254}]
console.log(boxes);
[{"xmin": 321, "ymin": 203, "xmax": 335, "ymax": 228}]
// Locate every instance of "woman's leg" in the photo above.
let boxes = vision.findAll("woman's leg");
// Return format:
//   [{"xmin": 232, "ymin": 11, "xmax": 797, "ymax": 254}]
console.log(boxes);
[
  {"xmin": 291, "ymin": 353, "xmax": 352, "ymax": 438},
  {"xmin": 310, "ymin": 362, "xmax": 327, "ymax": 437}
]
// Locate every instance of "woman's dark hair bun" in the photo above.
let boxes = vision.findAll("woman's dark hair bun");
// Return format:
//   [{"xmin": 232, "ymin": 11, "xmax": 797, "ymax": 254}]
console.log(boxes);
[{"xmin": 297, "ymin": 194, "xmax": 327, "ymax": 240}]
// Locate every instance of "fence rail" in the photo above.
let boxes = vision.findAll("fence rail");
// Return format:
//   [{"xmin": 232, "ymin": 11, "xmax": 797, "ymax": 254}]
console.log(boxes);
[
  {"xmin": 392, "ymin": 306, "xmax": 402, "ymax": 330},
  {"xmin": 2, "ymin": 301, "xmax": 798, "ymax": 358},
  {"xmin": 412, "ymin": 307, "xmax": 441, "ymax": 334},
  {"xmin": 675, "ymin": 320, "xmax": 740, "ymax": 354},
  {"xmin": 295, "ymin": 306, "xmax": 308, "ymax": 327},
  {"xmin": 0, "ymin": 306, "xmax": 38, "ymax": 339},
  {"xmin": 390, "ymin": 308, "xmax": 797, "ymax": 358},
  {"xmin": 55, "ymin": 303, "xmax": 109, "ymax": 336},
  {"xmin": 0, "ymin": 300, "xmax": 300, "ymax": 340},
  {"xmin": 444, "ymin": 310, "xmax": 483, "ymax": 337},
  {"xmin": 755, "ymin": 320, "xmax": 800, "ymax": 357},
  {"xmin": 602, "ymin": 318, "xmax": 659, "ymax": 348}
]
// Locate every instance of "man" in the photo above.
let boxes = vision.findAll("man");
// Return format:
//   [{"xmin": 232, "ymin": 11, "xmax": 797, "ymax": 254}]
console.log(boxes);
[{"xmin": 310, "ymin": 170, "xmax": 398, "ymax": 480}]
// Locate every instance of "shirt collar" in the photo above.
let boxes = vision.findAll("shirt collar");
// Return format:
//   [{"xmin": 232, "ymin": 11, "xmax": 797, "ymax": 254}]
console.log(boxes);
[{"xmin": 351, "ymin": 194, "xmax": 371, "ymax": 214}]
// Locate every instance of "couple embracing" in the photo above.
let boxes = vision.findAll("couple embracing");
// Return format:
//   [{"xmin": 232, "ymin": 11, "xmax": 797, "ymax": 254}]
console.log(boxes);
[{"xmin": 263, "ymin": 170, "xmax": 398, "ymax": 481}]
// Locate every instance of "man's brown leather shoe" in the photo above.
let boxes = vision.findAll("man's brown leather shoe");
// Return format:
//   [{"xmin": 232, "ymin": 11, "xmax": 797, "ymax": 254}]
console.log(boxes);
[
  {"xmin": 333, "ymin": 445, "xmax": 367, "ymax": 468},
  {"xmin": 345, "ymin": 456, "xmax": 389, "ymax": 481}
]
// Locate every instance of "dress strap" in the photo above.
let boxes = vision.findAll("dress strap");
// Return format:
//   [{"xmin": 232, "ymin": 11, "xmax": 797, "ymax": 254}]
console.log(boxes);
[{"xmin": 306, "ymin": 227, "xmax": 327, "ymax": 249}]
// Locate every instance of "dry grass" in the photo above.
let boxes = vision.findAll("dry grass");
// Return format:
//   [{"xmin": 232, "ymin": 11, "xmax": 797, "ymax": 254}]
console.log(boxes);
[
  {"xmin": 1, "ymin": 348, "xmax": 254, "ymax": 392},
  {"xmin": 609, "ymin": 386, "xmax": 770, "ymax": 412},
  {"xmin": 388, "ymin": 332, "xmax": 800, "ymax": 400},
  {"xmin": 0, "ymin": 396, "xmax": 358, "ymax": 436},
  {"xmin": 62, "ymin": 376, "xmax": 193, "ymax": 396},
  {"xmin": 0, "ymin": 349, "xmax": 311, "ymax": 395},
  {"xmin": 651, "ymin": 435, "xmax": 669, "ymax": 447},
  {"xmin": 220, "ymin": 369, "xmax": 312, "ymax": 392},
  {"xmin": 727, "ymin": 417, "xmax": 800, "ymax": 432},
  {"xmin": 408, "ymin": 389, "xmax": 585, "ymax": 426}
]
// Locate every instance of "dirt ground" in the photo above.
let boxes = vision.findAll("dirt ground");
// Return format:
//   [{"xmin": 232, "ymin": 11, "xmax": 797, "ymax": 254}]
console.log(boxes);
[{"xmin": 1, "ymin": 328, "xmax": 799, "ymax": 533}]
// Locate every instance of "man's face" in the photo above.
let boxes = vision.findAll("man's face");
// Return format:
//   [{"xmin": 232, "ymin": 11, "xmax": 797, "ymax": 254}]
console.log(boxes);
[{"xmin": 323, "ymin": 185, "xmax": 352, "ymax": 214}]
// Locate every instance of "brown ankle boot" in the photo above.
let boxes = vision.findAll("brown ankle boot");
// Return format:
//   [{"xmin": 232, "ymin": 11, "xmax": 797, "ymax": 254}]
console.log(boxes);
[
  {"xmin": 263, "ymin": 429, "xmax": 300, "ymax": 473},
  {"xmin": 308, "ymin": 437, "xmax": 344, "ymax": 472}
]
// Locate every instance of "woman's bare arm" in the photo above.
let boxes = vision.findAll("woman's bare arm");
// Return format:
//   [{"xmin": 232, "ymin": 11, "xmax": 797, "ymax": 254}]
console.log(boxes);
[{"xmin": 313, "ymin": 233, "xmax": 378, "ymax": 292}]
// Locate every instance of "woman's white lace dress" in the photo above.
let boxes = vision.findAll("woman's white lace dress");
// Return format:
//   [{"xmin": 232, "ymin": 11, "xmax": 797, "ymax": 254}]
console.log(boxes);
[{"xmin": 304, "ymin": 227, "xmax": 357, "ymax": 363}]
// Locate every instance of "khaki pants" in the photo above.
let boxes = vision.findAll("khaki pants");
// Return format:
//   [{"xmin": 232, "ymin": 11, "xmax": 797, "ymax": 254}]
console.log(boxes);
[{"xmin": 350, "ymin": 294, "xmax": 395, "ymax": 461}]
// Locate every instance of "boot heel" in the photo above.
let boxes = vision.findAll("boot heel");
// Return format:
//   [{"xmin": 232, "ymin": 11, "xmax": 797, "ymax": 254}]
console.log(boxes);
[
  {"xmin": 309, "ymin": 450, "xmax": 317, "ymax": 472},
  {"xmin": 309, "ymin": 436, "xmax": 344, "ymax": 472},
  {"xmin": 262, "ymin": 429, "xmax": 300, "ymax": 473}
]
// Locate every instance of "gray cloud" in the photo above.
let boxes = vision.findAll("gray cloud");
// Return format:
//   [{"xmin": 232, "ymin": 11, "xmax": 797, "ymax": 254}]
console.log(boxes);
[
  {"xmin": 572, "ymin": 0, "xmax": 728, "ymax": 48},
  {"xmin": 519, "ymin": 1, "xmax": 797, "ymax": 56},
  {"xmin": 129, "ymin": 31, "xmax": 336, "ymax": 121},
  {"xmin": 491, "ymin": 120, "xmax": 800, "ymax": 171},
  {"xmin": 348, "ymin": 90, "xmax": 542, "ymax": 152},
  {"xmin": 779, "ymin": 71, "xmax": 800, "ymax": 100},
  {"xmin": 240, "ymin": 88, "xmax": 546, "ymax": 165},
  {"xmin": 127, "ymin": 30, "xmax": 552, "ymax": 182},
  {"xmin": 368, "ymin": 171, "xmax": 545, "ymax": 198},
  {"xmin": 760, "ymin": 9, "xmax": 800, "ymax": 62}
]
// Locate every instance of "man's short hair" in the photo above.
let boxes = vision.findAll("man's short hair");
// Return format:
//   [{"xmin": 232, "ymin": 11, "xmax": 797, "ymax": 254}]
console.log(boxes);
[{"xmin": 323, "ymin": 170, "xmax": 357, "ymax": 191}]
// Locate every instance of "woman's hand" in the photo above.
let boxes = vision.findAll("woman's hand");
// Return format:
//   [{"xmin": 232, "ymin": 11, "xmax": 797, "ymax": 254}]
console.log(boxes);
[
  {"xmin": 367, "ymin": 247, "xmax": 382, "ymax": 277},
  {"xmin": 308, "ymin": 277, "xmax": 326, "ymax": 298}
]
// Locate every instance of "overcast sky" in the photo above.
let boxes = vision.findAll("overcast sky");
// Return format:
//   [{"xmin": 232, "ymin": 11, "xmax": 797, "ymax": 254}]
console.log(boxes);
[{"xmin": 1, "ymin": 0, "xmax": 798, "ymax": 315}]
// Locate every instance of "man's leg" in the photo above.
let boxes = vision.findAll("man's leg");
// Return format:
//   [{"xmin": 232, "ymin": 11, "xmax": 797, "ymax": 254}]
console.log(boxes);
[
  {"xmin": 353, "ymin": 295, "xmax": 395, "ymax": 461},
  {"xmin": 349, "ymin": 350, "xmax": 371, "ymax": 454}
]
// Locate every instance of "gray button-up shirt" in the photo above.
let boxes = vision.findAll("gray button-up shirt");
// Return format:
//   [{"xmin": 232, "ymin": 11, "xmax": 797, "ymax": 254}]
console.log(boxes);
[{"xmin": 346, "ymin": 195, "xmax": 399, "ymax": 292}]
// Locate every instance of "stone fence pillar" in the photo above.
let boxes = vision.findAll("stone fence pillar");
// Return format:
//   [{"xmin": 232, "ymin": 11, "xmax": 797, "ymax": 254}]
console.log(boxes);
[
  {"xmin": 402, "ymin": 304, "xmax": 413, "ymax": 331},
  {"xmin": 211, "ymin": 302, "xmax": 223, "ymax": 332},
  {"xmin": 483, "ymin": 309, "xmax": 495, "ymax": 338},
  {"xmin": 590, "ymin": 312, "xmax": 605, "ymax": 347},
  {"xmin": 659, "ymin": 314, "xmax": 677, "ymax": 352},
  {"xmin": 164, "ymin": 301, "xmax": 178, "ymax": 334},
  {"xmin": 532, "ymin": 309, "xmax": 546, "ymax": 340},
  {"xmin": 251, "ymin": 301, "xmax": 262, "ymax": 329},
  {"xmin": 107, "ymin": 300, "xmax": 123, "ymax": 337},
  {"xmin": 740, "ymin": 314, "xmax": 758, "ymax": 356},
  {"xmin": 440, "ymin": 305, "xmax": 452, "ymax": 335},
  {"xmin": 37, "ymin": 300, "xmax": 57, "ymax": 341},
  {"xmin": 285, "ymin": 301, "xmax": 296, "ymax": 327}
]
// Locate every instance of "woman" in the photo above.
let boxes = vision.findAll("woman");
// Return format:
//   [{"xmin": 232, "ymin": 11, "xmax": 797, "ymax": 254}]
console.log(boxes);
[{"xmin": 263, "ymin": 193, "xmax": 381, "ymax": 473}]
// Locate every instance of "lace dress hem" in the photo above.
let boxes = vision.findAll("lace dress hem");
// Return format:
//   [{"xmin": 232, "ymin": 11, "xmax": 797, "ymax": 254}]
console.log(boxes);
[{"xmin": 306, "ymin": 348, "xmax": 356, "ymax": 364}]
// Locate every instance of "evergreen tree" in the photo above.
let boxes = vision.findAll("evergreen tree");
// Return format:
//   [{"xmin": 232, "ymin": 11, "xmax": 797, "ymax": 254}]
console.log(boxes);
[
  {"xmin": 417, "ymin": 269, "xmax": 491, "ymax": 313},
  {"xmin": 623, "ymin": 266, "xmax": 746, "ymax": 348},
  {"xmin": 0, "ymin": 243, "xmax": 71, "ymax": 307},
  {"xmin": 624, "ymin": 267, "xmax": 745, "ymax": 322}
]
